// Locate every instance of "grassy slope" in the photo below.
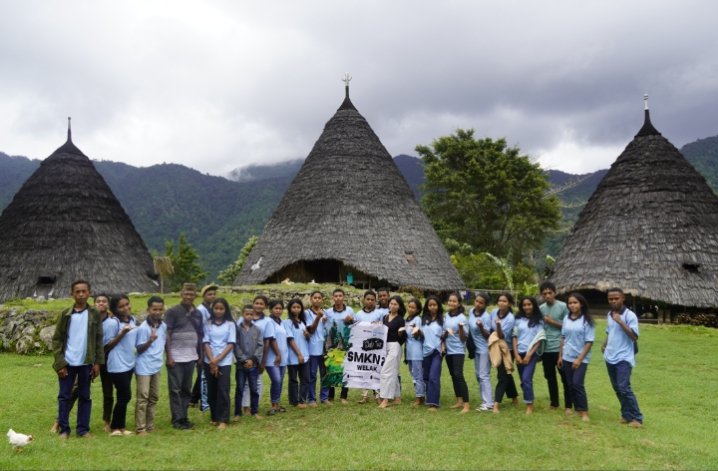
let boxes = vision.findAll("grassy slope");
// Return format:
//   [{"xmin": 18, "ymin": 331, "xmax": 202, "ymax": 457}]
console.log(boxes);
[{"xmin": 0, "ymin": 317, "xmax": 716, "ymax": 470}]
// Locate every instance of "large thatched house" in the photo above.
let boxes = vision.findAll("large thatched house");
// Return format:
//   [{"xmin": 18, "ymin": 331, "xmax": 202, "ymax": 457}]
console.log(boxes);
[
  {"xmin": 236, "ymin": 87, "xmax": 464, "ymax": 291},
  {"xmin": 551, "ymin": 104, "xmax": 718, "ymax": 309},
  {"xmin": 0, "ymin": 124, "xmax": 157, "ymax": 301}
]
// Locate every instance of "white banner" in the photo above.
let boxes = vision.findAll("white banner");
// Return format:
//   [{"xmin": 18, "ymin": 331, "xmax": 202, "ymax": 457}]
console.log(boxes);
[{"xmin": 343, "ymin": 321, "xmax": 388, "ymax": 390}]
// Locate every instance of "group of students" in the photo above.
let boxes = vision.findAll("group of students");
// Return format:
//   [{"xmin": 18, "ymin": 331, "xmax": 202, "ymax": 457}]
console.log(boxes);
[{"xmin": 51, "ymin": 279, "xmax": 643, "ymax": 438}]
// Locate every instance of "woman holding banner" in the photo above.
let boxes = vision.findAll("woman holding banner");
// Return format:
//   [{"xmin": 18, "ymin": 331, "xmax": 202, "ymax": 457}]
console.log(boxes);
[{"xmin": 378, "ymin": 296, "xmax": 406, "ymax": 408}]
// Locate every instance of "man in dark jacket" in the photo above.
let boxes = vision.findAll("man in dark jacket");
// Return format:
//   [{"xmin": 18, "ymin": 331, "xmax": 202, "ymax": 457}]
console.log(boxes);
[{"xmin": 52, "ymin": 279, "xmax": 104, "ymax": 439}]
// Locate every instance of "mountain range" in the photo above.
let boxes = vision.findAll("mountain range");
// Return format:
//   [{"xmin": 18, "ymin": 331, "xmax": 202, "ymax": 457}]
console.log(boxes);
[{"xmin": 1, "ymin": 136, "xmax": 716, "ymax": 279}]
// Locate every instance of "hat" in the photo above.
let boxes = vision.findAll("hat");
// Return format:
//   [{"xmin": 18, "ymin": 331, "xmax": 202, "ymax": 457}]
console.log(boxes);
[
  {"xmin": 181, "ymin": 283, "xmax": 197, "ymax": 293},
  {"xmin": 201, "ymin": 284, "xmax": 219, "ymax": 296}
]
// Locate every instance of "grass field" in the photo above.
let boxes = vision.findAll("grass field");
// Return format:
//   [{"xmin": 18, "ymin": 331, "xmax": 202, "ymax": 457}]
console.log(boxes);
[{"xmin": 1, "ymin": 321, "xmax": 716, "ymax": 470}]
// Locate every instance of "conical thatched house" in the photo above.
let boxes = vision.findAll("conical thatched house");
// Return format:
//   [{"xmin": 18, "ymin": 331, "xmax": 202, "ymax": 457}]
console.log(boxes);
[
  {"xmin": 0, "ymin": 124, "xmax": 157, "ymax": 301},
  {"xmin": 551, "ymin": 103, "xmax": 718, "ymax": 309},
  {"xmin": 236, "ymin": 87, "xmax": 464, "ymax": 291}
]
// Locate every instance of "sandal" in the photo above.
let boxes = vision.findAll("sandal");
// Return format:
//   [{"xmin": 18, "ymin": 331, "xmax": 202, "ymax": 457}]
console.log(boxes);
[
  {"xmin": 267, "ymin": 408, "xmax": 278, "ymax": 416},
  {"xmin": 278, "ymin": 406, "xmax": 287, "ymax": 413}
]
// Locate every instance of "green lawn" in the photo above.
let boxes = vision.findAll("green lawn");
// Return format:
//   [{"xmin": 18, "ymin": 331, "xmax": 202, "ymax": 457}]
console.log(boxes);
[{"xmin": 1, "ymin": 322, "xmax": 716, "ymax": 470}]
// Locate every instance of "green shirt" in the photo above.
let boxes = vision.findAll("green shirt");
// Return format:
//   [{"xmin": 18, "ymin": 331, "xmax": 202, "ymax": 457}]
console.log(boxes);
[{"xmin": 539, "ymin": 300, "xmax": 568, "ymax": 353}]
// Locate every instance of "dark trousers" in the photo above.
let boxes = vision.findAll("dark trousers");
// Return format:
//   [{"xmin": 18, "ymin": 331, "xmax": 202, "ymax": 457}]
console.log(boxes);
[
  {"xmin": 167, "ymin": 360, "xmax": 195, "ymax": 426},
  {"xmin": 109, "ymin": 369, "xmax": 133, "ymax": 430},
  {"xmin": 606, "ymin": 361, "xmax": 643, "ymax": 423},
  {"xmin": 100, "ymin": 363, "xmax": 114, "ymax": 423},
  {"xmin": 308, "ymin": 355, "xmax": 330, "ymax": 403},
  {"xmin": 517, "ymin": 352, "xmax": 538, "ymax": 404},
  {"xmin": 542, "ymin": 351, "xmax": 569, "ymax": 408},
  {"xmin": 57, "ymin": 364, "xmax": 92, "ymax": 436},
  {"xmin": 445, "ymin": 354, "xmax": 469, "ymax": 402},
  {"xmin": 266, "ymin": 365, "xmax": 286, "ymax": 404},
  {"xmin": 235, "ymin": 366, "xmax": 259, "ymax": 416},
  {"xmin": 422, "ymin": 350, "xmax": 442, "ymax": 407},
  {"xmin": 205, "ymin": 364, "xmax": 231, "ymax": 423},
  {"xmin": 495, "ymin": 361, "xmax": 518, "ymax": 403},
  {"xmin": 563, "ymin": 362, "xmax": 589, "ymax": 411},
  {"xmin": 56, "ymin": 379, "xmax": 79, "ymax": 422},
  {"xmin": 288, "ymin": 362, "xmax": 310, "ymax": 405}
]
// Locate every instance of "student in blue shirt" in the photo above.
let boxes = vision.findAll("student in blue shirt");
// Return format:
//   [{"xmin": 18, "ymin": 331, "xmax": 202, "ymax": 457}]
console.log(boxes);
[
  {"xmin": 405, "ymin": 298, "xmax": 425, "ymax": 406},
  {"xmin": 284, "ymin": 299, "xmax": 310, "ymax": 408},
  {"xmin": 513, "ymin": 297, "xmax": 545, "ymax": 414},
  {"xmin": 491, "ymin": 292, "xmax": 519, "ymax": 413},
  {"xmin": 240, "ymin": 295, "xmax": 271, "ymax": 416},
  {"xmin": 52, "ymin": 280, "xmax": 104, "ymax": 439},
  {"xmin": 601, "ymin": 288, "xmax": 643, "ymax": 428},
  {"xmin": 443, "ymin": 292, "xmax": 470, "ymax": 414},
  {"xmin": 420, "ymin": 295, "xmax": 444, "ymax": 411},
  {"xmin": 468, "ymin": 292, "xmax": 493, "ymax": 412},
  {"xmin": 104, "ymin": 294, "xmax": 137, "ymax": 436},
  {"xmin": 203, "ymin": 298, "xmax": 236, "ymax": 430},
  {"xmin": 304, "ymin": 291, "xmax": 331, "ymax": 406},
  {"xmin": 134, "ymin": 296, "xmax": 167, "ymax": 435},
  {"xmin": 351, "ymin": 291, "xmax": 382, "ymax": 403},
  {"xmin": 265, "ymin": 300, "xmax": 289, "ymax": 416},
  {"xmin": 559, "ymin": 292, "xmax": 595, "ymax": 422},
  {"xmin": 325, "ymin": 288, "xmax": 354, "ymax": 404}
]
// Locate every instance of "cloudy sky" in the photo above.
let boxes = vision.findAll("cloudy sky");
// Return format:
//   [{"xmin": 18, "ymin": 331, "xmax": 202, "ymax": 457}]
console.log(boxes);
[{"xmin": 1, "ymin": 1, "xmax": 716, "ymax": 176}]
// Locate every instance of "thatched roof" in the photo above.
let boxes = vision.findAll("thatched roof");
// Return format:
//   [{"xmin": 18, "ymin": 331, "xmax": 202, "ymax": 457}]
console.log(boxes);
[
  {"xmin": 0, "ymin": 126, "xmax": 157, "ymax": 301},
  {"xmin": 236, "ymin": 88, "xmax": 464, "ymax": 291},
  {"xmin": 551, "ymin": 108, "xmax": 718, "ymax": 308}
]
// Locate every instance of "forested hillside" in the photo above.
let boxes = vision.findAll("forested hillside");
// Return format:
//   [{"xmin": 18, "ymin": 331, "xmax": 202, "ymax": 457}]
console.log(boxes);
[{"xmin": 1, "ymin": 133, "xmax": 716, "ymax": 280}]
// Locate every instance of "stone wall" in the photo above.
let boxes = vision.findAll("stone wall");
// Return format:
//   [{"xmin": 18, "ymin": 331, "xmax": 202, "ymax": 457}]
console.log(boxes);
[{"xmin": 0, "ymin": 308, "xmax": 57, "ymax": 354}]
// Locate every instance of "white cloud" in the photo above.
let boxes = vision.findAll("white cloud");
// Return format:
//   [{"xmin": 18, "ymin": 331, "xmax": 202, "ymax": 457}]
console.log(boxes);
[{"xmin": 1, "ymin": 0, "xmax": 716, "ymax": 175}]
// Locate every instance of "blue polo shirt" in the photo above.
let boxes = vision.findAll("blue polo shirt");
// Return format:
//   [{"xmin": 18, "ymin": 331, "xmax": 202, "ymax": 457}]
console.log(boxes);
[
  {"xmin": 304, "ymin": 309, "xmax": 329, "ymax": 356},
  {"xmin": 421, "ymin": 319, "xmax": 443, "ymax": 357},
  {"xmin": 283, "ymin": 319, "xmax": 309, "ymax": 365},
  {"xmin": 443, "ymin": 312, "xmax": 467, "ymax": 355},
  {"xmin": 468, "ymin": 308, "xmax": 492, "ymax": 354},
  {"xmin": 604, "ymin": 308, "xmax": 639, "ymax": 367},
  {"xmin": 135, "ymin": 320, "xmax": 167, "ymax": 376},
  {"xmin": 355, "ymin": 308, "xmax": 382, "ymax": 323},
  {"xmin": 65, "ymin": 309, "xmax": 89, "ymax": 366},
  {"xmin": 104, "ymin": 316, "xmax": 137, "ymax": 373},
  {"xmin": 203, "ymin": 320, "xmax": 237, "ymax": 367},
  {"xmin": 490, "ymin": 310, "xmax": 515, "ymax": 351},
  {"xmin": 405, "ymin": 315, "xmax": 424, "ymax": 361},
  {"xmin": 561, "ymin": 316, "xmax": 595, "ymax": 363},
  {"xmin": 264, "ymin": 319, "xmax": 289, "ymax": 367},
  {"xmin": 326, "ymin": 305, "xmax": 354, "ymax": 330},
  {"xmin": 513, "ymin": 317, "xmax": 544, "ymax": 353}
]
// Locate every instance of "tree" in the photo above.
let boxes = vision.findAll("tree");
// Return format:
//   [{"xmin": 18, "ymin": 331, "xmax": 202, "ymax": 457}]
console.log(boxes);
[
  {"xmin": 416, "ymin": 129, "xmax": 561, "ymax": 267},
  {"xmin": 217, "ymin": 235, "xmax": 258, "ymax": 286},
  {"xmin": 164, "ymin": 233, "xmax": 207, "ymax": 291}
]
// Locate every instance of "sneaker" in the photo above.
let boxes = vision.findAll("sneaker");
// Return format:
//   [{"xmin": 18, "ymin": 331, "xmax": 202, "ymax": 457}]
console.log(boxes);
[{"xmin": 476, "ymin": 404, "xmax": 492, "ymax": 412}]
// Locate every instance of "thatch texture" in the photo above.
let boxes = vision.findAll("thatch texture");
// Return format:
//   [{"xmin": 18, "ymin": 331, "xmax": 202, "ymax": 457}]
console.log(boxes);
[
  {"xmin": 236, "ymin": 90, "xmax": 464, "ymax": 291},
  {"xmin": 552, "ymin": 110, "xmax": 718, "ymax": 308},
  {"xmin": 0, "ymin": 132, "xmax": 157, "ymax": 301}
]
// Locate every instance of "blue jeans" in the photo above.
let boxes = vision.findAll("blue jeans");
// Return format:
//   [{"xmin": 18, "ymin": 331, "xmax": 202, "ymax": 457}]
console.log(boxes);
[
  {"xmin": 606, "ymin": 361, "xmax": 643, "ymax": 423},
  {"xmin": 473, "ymin": 352, "xmax": 493, "ymax": 407},
  {"xmin": 265, "ymin": 365, "xmax": 286, "ymax": 404},
  {"xmin": 235, "ymin": 366, "xmax": 259, "ymax": 416},
  {"xmin": 563, "ymin": 362, "xmax": 588, "ymax": 412},
  {"xmin": 58, "ymin": 364, "xmax": 92, "ymax": 436},
  {"xmin": 422, "ymin": 350, "xmax": 442, "ymax": 407},
  {"xmin": 517, "ymin": 352, "xmax": 538, "ymax": 404},
  {"xmin": 308, "ymin": 355, "xmax": 330, "ymax": 402},
  {"xmin": 408, "ymin": 360, "xmax": 425, "ymax": 398}
]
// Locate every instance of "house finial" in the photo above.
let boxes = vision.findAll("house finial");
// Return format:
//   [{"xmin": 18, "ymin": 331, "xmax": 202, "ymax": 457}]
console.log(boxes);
[
  {"xmin": 343, "ymin": 72, "xmax": 352, "ymax": 99},
  {"xmin": 67, "ymin": 116, "xmax": 72, "ymax": 142},
  {"xmin": 636, "ymin": 93, "xmax": 661, "ymax": 137}
]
